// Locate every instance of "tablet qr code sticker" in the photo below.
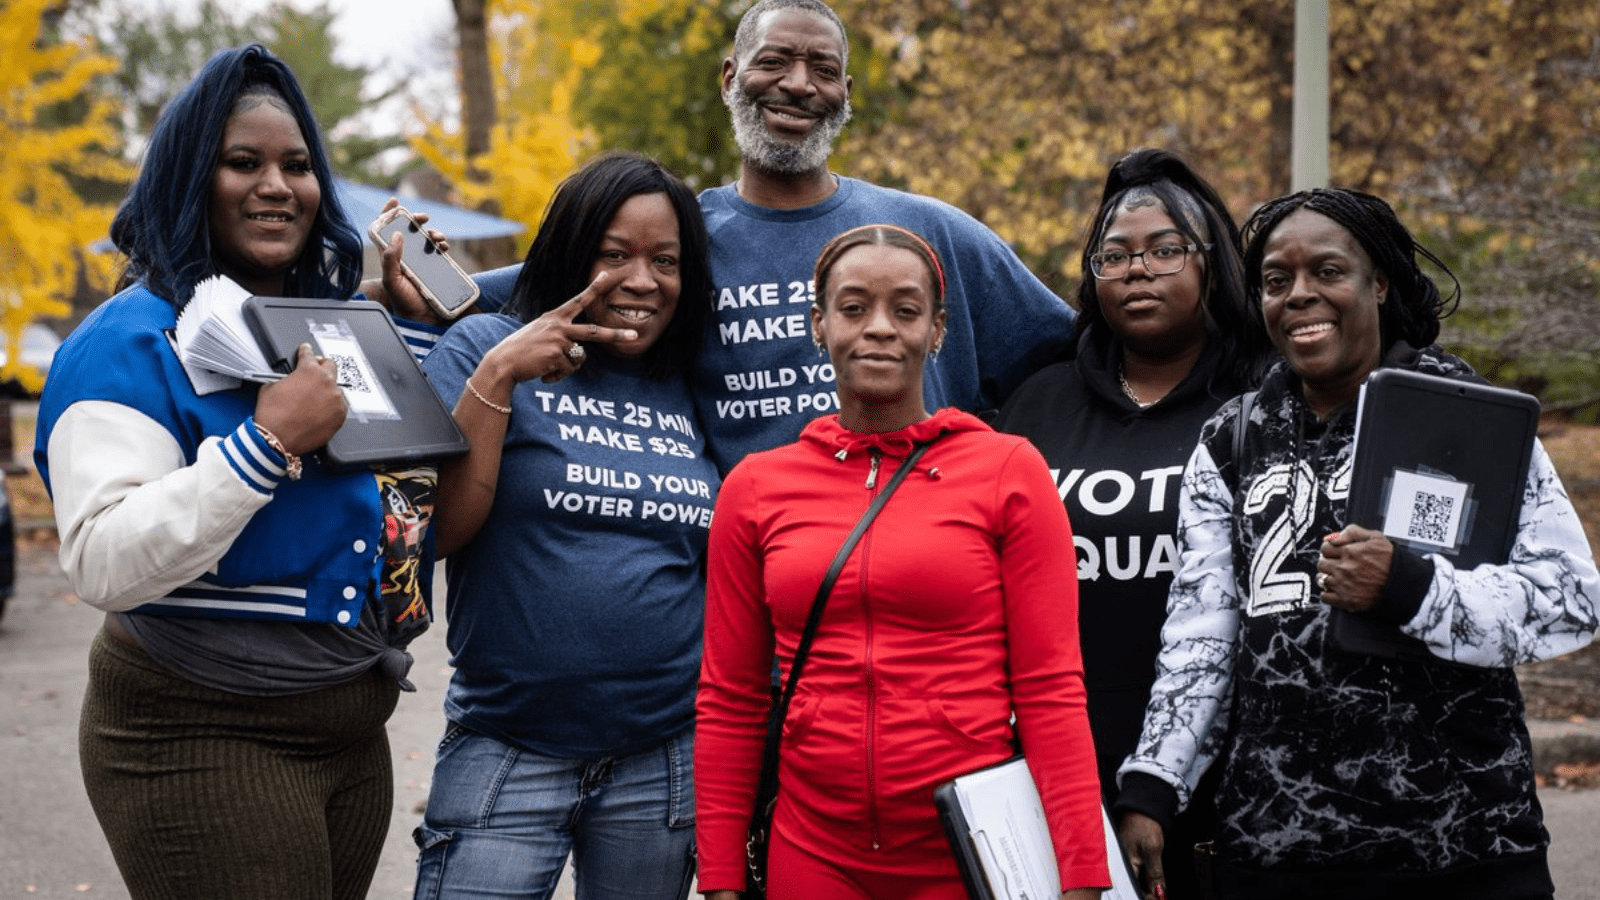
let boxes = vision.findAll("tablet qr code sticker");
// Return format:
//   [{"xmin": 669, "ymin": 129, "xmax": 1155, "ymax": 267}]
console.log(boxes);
[
  {"xmin": 1406, "ymin": 491, "xmax": 1454, "ymax": 544},
  {"xmin": 331, "ymin": 353, "xmax": 371, "ymax": 393}
]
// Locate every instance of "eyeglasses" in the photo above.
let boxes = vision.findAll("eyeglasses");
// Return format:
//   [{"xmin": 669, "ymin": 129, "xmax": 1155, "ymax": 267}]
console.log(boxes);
[{"xmin": 1088, "ymin": 243, "xmax": 1210, "ymax": 280}]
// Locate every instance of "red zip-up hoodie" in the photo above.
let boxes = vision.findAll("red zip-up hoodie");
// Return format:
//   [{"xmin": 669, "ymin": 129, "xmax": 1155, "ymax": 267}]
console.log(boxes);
[{"xmin": 696, "ymin": 409, "xmax": 1108, "ymax": 891}]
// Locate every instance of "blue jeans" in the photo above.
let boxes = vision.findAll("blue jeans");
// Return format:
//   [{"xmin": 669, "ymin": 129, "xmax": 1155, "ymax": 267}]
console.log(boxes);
[{"xmin": 413, "ymin": 723, "xmax": 696, "ymax": 900}]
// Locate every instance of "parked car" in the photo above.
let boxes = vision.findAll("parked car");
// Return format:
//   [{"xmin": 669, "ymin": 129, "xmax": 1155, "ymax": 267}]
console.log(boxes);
[{"xmin": 0, "ymin": 321, "xmax": 63, "ymax": 398}]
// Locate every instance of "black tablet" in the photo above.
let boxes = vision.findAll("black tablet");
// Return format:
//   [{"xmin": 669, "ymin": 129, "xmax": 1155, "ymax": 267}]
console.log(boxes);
[
  {"xmin": 1333, "ymin": 367, "xmax": 1541, "ymax": 660},
  {"xmin": 244, "ymin": 296, "xmax": 468, "ymax": 469}
]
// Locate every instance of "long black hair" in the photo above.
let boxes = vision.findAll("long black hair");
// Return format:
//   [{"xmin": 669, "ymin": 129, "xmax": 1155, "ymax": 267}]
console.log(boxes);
[
  {"xmin": 1240, "ymin": 187, "xmax": 1461, "ymax": 351},
  {"xmin": 508, "ymin": 151, "xmax": 711, "ymax": 379},
  {"xmin": 110, "ymin": 44, "xmax": 361, "ymax": 308},
  {"xmin": 1075, "ymin": 148, "xmax": 1273, "ymax": 390}
]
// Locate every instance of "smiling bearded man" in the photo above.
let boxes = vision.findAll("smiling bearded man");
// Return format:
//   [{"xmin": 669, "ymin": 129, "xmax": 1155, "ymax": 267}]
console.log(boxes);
[
  {"xmin": 687, "ymin": 0, "xmax": 1078, "ymax": 474},
  {"xmin": 723, "ymin": 58, "xmax": 852, "ymax": 176},
  {"xmin": 466, "ymin": 0, "xmax": 1079, "ymax": 474}
]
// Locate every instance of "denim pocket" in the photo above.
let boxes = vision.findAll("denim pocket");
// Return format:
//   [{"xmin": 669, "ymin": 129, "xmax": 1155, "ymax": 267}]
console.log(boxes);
[{"xmin": 664, "ymin": 727, "xmax": 696, "ymax": 828}]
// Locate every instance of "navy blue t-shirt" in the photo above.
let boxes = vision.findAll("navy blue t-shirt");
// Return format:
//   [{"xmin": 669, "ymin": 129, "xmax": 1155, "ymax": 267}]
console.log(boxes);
[{"xmin": 424, "ymin": 314, "xmax": 719, "ymax": 756}]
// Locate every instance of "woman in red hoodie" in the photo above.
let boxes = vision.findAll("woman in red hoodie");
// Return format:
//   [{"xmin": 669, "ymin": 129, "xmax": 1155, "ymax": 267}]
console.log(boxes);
[{"xmin": 696, "ymin": 224, "xmax": 1107, "ymax": 900}]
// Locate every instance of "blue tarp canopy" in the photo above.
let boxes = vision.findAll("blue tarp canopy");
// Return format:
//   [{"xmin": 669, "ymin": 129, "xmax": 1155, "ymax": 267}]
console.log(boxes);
[{"xmin": 333, "ymin": 178, "xmax": 524, "ymax": 241}]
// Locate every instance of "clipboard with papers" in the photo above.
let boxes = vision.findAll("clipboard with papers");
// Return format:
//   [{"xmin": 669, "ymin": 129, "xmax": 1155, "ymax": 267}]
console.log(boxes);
[
  {"xmin": 1332, "ymin": 367, "xmax": 1541, "ymax": 659},
  {"xmin": 934, "ymin": 756, "xmax": 1139, "ymax": 900}
]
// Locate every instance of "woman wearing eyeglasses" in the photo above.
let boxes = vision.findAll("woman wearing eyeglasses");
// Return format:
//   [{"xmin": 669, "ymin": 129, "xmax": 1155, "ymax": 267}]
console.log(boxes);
[{"xmin": 993, "ymin": 148, "xmax": 1274, "ymax": 900}]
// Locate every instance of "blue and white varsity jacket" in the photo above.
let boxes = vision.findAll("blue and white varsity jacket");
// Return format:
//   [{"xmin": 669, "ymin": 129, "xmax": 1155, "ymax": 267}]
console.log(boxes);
[{"xmin": 35, "ymin": 283, "xmax": 442, "ymax": 625}]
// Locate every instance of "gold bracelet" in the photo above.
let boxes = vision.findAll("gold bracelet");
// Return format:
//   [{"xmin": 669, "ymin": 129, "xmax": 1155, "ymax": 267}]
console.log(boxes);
[
  {"xmin": 465, "ymin": 378, "xmax": 512, "ymax": 415},
  {"xmin": 252, "ymin": 422, "xmax": 302, "ymax": 480}
]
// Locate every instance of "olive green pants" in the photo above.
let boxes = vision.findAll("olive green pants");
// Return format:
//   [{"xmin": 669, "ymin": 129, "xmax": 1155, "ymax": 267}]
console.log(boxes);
[{"xmin": 79, "ymin": 628, "xmax": 399, "ymax": 900}]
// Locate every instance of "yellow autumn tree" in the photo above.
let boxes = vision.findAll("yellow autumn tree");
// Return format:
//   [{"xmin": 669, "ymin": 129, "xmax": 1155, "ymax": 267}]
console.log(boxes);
[
  {"xmin": 435, "ymin": 0, "xmax": 897, "ymax": 248},
  {"xmin": 840, "ymin": 0, "xmax": 1600, "ymax": 275},
  {"xmin": 0, "ymin": 0, "xmax": 128, "ymax": 391},
  {"xmin": 834, "ymin": 0, "xmax": 1600, "ymax": 403},
  {"xmin": 423, "ymin": 0, "xmax": 601, "ymax": 253},
  {"xmin": 437, "ymin": 0, "xmax": 1599, "ymax": 401}
]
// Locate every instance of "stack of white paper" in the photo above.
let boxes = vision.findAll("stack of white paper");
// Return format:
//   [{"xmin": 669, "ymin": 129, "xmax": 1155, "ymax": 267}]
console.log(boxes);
[
  {"xmin": 943, "ymin": 757, "xmax": 1140, "ymax": 900},
  {"xmin": 174, "ymin": 276, "xmax": 279, "ymax": 389}
]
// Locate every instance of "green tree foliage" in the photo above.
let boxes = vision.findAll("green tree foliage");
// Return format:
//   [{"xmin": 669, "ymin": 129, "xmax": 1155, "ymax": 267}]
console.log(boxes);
[
  {"xmin": 566, "ymin": 0, "xmax": 897, "ymax": 190},
  {"xmin": 836, "ymin": 0, "xmax": 1600, "ymax": 398},
  {"xmin": 72, "ymin": 0, "xmax": 252, "ymax": 151},
  {"xmin": 0, "ymin": 0, "xmax": 130, "ymax": 391},
  {"xmin": 73, "ymin": 0, "xmax": 404, "ymax": 184},
  {"xmin": 569, "ymin": 0, "xmax": 743, "ymax": 189},
  {"xmin": 435, "ymin": 0, "xmax": 898, "ymax": 252},
  {"xmin": 419, "ymin": 0, "xmax": 598, "ymax": 254},
  {"xmin": 1429, "ymin": 148, "xmax": 1600, "ymax": 412},
  {"xmin": 438, "ymin": 0, "xmax": 1599, "ymax": 399},
  {"xmin": 429, "ymin": 0, "xmax": 741, "ymax": 258},
  {"xmin": 266, "ymin": 3, "xmax": 404, "ymax": 181}
]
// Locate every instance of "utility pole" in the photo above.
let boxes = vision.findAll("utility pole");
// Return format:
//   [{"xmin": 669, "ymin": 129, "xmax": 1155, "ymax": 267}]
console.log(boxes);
[{"xmin": 1291, "ymin": 0, "xmax": 1330, "ymax": 191}]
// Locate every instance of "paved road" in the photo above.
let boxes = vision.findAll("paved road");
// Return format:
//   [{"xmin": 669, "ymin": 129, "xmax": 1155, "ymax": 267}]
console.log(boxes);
[
  {"xmin": 2, "ymin": 540, "xmax": 1596, "ymax": 898},
  {"xmin": 0, "ymin": 542, "xmax": 573, "ymax": 899}
]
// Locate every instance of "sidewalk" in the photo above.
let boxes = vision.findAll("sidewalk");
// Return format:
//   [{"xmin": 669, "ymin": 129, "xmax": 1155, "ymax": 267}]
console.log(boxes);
[{"xmin": 1530, "ymin": 717, "xmax": 1600, "ymax": 780}]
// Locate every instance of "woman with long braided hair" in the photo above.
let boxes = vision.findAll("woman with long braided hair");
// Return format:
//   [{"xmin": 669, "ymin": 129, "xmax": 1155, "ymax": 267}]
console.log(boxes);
[{"xmin": 1115, "ymin": 187, "xmax": 1599, "ymax": 899}]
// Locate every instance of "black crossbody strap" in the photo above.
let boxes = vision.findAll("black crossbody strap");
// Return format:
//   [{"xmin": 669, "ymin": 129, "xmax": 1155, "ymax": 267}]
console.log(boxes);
[
  {"xmin": 752, "ymin": 437, "xmax": 937, "ymax": 800},
  {"xmin": 1233, "ymin": 390, "xmax": 1257, "ymax": 473}
]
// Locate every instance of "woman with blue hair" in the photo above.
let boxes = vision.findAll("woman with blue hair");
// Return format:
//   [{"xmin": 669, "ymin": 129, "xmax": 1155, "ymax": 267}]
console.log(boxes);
[{"xmin": 36, "ymin": 44, "xmax": 444, "ymax": 899}]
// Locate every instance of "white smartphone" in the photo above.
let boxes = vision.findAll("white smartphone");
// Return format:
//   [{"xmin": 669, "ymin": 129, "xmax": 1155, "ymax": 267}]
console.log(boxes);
[{"xmin": 368, "ymin": 205, "xmax": 480, "ymax": 320}]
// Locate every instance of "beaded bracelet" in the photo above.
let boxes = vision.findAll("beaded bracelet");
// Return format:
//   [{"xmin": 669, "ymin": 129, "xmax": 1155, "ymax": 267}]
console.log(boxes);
[
  {"xmin": 465, "ymin": 378, "xmax": 512, "ymax": 415},
  {"xmin": 252, "ymin": 422, "xmax": 303, "ymax": 480}
]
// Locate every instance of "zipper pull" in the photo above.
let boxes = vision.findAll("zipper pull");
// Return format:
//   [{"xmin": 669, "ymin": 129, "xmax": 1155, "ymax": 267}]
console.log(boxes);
[{"xmin": 865, "ymin": 450, "xmax": 881, "ymax": 489}]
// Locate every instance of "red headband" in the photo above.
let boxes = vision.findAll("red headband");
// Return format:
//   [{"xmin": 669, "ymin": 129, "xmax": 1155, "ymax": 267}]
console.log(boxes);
[{"xmin": 832, "ymin": 223, "xmax": 946, "ymax": 298}]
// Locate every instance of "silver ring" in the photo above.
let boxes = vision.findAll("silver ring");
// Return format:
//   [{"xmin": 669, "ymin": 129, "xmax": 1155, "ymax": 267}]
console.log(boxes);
[
  {"xmin": 566, "ymin": 343, "xmax": 586, "ymax": 362},
  {"xmin": 1317, "ymin": 572, "xmax": 1331, "ymax": 591}
]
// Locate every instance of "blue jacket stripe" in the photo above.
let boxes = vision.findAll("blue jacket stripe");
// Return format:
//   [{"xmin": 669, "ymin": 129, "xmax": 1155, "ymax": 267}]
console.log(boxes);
[
  {"xmin": 223, "ymin": 423, "xmax": 284, "ymax": 493},
  {"xmin": 394, "ymin": 321, "xmax": 442, "ymax": 364}
]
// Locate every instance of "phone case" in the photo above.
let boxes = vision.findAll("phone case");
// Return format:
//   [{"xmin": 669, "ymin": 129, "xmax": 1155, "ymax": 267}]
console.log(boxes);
[{"xmin": 368, "ymin": 206, "xmax": 480, "ymax": 319}]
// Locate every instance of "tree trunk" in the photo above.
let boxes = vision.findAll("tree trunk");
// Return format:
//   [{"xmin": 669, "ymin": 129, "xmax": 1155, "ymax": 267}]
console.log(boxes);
[
  {"xmin": 1265, "ymin": 6, "xmax": 1294, "ymax": 197},
  {"xmin": 451, "ymin": 0, "xmax": 520, "ymax": 267},
  {"xmin": 453, "ymin": 0, "xmax": 495, "ymax": 164}
]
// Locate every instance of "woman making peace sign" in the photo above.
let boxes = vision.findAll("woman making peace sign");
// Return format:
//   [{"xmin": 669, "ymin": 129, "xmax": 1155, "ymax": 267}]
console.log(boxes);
[{"xmin": 416, "ymin": 151, "xmax": 717, "ymax": 900}]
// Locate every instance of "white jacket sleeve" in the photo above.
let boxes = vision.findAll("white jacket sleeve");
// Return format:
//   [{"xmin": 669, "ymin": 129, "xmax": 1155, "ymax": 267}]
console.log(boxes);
[
  {"xmin": 1118, "ymin": 441, "xmax": 1240, "ymax": 808},
  {"xmin": 48, "ymin": 400, "xmax": 281, "ymax": 611},
  {"xmin": 1406, "ymin": 440, "xmax": 1600, "ymax": 667}
]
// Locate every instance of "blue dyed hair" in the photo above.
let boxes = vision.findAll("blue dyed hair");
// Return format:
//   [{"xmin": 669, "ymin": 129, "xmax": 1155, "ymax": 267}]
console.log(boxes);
[
  {"xmin": 509, "ymin": 152, "xmax": 710, "ymax": 380},
  {"xmin": 110, "ymin": 44, "xmax": 361, "ymax": 308}
]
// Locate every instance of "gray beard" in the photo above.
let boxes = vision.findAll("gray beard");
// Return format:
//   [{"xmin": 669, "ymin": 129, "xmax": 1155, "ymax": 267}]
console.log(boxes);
[{"xmin": 726, "ymin": 85, "xmax": 852, "ymax": 176}]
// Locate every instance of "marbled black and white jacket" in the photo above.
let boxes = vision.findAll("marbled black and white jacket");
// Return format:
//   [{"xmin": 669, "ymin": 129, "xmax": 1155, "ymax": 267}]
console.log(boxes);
[{"xmin": 1117, "ymin": 344, "xmax": 1599, "ymax": 883}]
